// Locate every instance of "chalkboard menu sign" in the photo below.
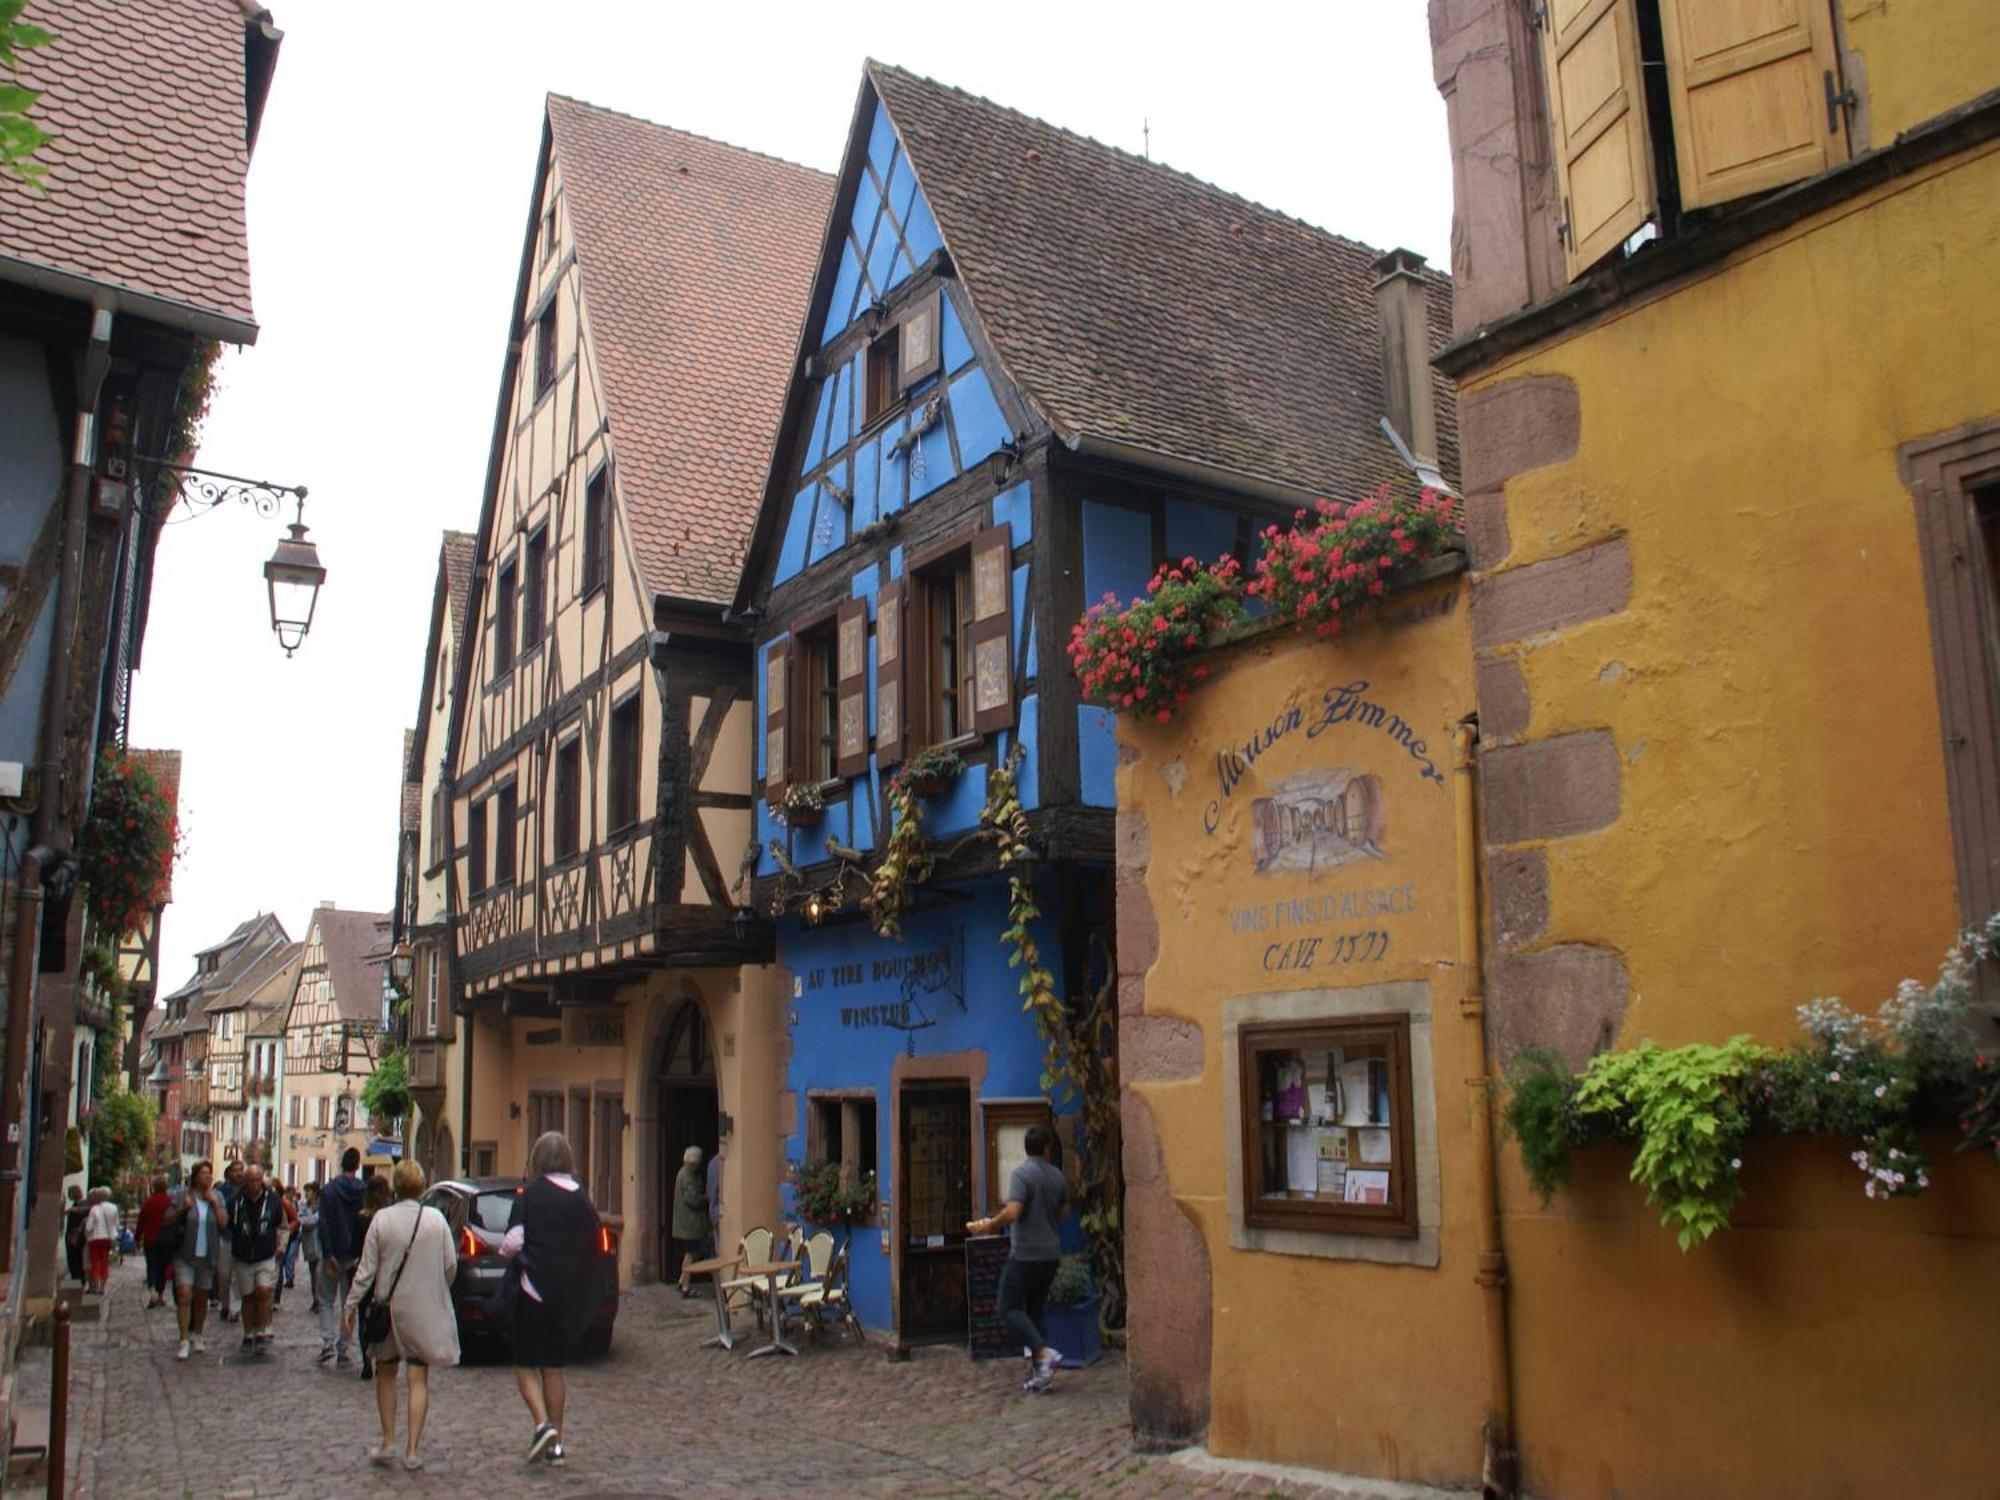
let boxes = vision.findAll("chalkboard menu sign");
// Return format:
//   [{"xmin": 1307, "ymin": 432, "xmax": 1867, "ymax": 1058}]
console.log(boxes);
[{"xmin": 965, "ymin": 1234, "xmax": 1015, "ymax": 1361}]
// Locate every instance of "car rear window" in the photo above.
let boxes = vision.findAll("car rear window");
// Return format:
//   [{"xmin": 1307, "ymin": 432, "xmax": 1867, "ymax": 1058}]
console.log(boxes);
[{"xmin": 472, "ymin": 1190, "xmax": 519, "ymax": 1235}]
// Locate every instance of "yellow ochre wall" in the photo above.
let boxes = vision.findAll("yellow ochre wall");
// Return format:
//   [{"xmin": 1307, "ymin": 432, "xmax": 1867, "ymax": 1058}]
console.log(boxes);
[
  {"xmin": 457, "ymin": 964, "xmax": 786, "ymax": 1289},
  {"xmin": 1465, "ymin": 143, "xmax": 2000, "ymax": 1498},
  {"xmin": 1120, "ymin": 578, "xmax": 1483, "ymax": 1485},
  {"xmin": 1841, "ymin": 0, "xmax": 2000, "ymax": 146}
]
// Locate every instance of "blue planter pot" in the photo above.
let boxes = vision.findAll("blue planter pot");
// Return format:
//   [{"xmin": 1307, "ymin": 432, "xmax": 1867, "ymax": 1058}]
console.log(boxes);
[{"xmin": 1041, "ymin": 1293, "xmax": 1102, "ymax": 1368}]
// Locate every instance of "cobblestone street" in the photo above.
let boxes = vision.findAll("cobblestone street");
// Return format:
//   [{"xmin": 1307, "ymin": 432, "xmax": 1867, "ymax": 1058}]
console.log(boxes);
[{"xmin": 32, "ymin": 1260, "xmax": 1367, "ymax": 1500}]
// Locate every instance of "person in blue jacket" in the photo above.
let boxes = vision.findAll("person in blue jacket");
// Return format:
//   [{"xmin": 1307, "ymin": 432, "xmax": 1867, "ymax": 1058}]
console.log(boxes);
[{"xmin": 315, "ymin": 1147, "xmax": 368, "ymax": 1366}]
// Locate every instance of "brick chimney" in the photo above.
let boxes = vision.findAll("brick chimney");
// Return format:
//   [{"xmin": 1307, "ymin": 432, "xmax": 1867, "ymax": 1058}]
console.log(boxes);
[{"xmin": 1371, "ymin": 247, "xmax": 1439, "ymax": 472}]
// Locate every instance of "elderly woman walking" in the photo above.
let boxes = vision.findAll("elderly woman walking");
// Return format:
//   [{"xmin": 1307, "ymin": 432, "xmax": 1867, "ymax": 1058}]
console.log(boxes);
[
  {"xmin": 343, "ymin": 1159, "xmax": 457, "ymax": 1471},
  {"xmin": 672, "ymin": 1145, "xmax": 712, "ymax": 1297},
  {"xmin": 501, "ymin": 1131, "xmax": 603, "ymax": 1468}
]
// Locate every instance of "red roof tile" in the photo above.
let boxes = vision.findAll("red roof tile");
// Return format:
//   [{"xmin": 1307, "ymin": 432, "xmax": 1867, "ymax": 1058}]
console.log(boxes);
[
  {"xmin": 546, "ymin": 96, "xmax": 832, "ymax": 604},
  {"xmin": 0, "ymin": 0, "xmax": 266, "ymax": 333}
]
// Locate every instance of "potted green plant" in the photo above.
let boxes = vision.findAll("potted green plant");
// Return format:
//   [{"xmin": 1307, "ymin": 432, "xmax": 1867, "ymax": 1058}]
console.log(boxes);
[
  {"xmin": 900, "ymin": 745, "xmax": 964, "ymax": 799},
  {"xmin": 779, "ymin": 781, "xmax": 826, "ymax": 829},
  {"xmin": 1039, "ymin": 1253, "xmax": 1103, "ymax": 1367}
]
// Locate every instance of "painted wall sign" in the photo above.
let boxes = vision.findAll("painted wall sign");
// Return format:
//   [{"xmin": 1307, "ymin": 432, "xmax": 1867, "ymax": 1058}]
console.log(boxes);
[
  {"xmin": 1251, "ymin": 768, "xmax": 1385, "ymax": 874},
  {"xmin": 807, "ymin": 928, "xmax": 967, "ymax": 1032},
  {"xmin": 1205, "ymin": 679, "xmax": 1443, "ymax": 835},
  {"xmin": 560, "ymin": 1008, "xmax": 626, "ymax": 1048}
]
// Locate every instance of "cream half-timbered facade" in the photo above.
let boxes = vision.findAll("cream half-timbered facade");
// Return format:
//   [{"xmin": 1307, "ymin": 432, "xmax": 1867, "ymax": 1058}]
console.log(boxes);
[
  {"xmin": 444, "ymin": 96, "xmax": 829, "ymax": 1282},
  {"xmin": 278, "ymin": 905, "xmax": 392, "ymax": 1187}
]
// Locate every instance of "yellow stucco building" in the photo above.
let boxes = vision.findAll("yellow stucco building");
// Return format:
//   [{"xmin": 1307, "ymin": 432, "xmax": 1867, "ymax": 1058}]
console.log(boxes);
[{"xmin": 1123, "ymin": 3, "xmax": 2000, "ymax": 1495}]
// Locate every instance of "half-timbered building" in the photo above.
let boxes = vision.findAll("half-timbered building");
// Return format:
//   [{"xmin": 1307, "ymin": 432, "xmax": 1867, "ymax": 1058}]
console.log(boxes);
[
  {"xmin": 276, "ymin": 905, "xmax": 391, "ymax": 1188},
  {"xmin": 737, "ymin": 63, "xmax": 1457, "ymax": 1342},
  {"xmin": 444, "ymin": 96, "xmax": 829, "ymax": 1282},
  {"xmin": 397, "ymin": 533, "xmax": 476, "ymax": 1184},
  {"xmin": 145, "ymin": 911, "xmax": 290, "ymax": 1172}
]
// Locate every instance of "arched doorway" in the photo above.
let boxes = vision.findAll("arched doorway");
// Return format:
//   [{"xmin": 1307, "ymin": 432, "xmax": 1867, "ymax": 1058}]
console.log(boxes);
[{"xmin": 656, "ymin": 998, "xmax": 718, "ymax": 1281}]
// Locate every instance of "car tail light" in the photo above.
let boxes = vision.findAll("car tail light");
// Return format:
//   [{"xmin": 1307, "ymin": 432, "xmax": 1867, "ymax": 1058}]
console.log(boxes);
[
  {"xmin": 460, "ymin": 1227, "xmax": 480, "ymax": 1259},
  {"xmin": 598, "ymin": 1224, "xmax": 617, "ymax": 1256}
]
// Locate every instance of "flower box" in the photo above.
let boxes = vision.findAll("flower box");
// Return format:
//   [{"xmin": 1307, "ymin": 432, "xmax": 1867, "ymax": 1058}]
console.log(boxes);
[{"xmin": 1042, "ymin": 1292, "xmax": 1103, "ymax": 1369}]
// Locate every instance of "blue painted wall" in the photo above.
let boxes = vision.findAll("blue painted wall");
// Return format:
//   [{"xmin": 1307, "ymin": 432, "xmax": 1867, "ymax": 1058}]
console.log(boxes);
[
  {"xmin": 0, "ymin": 336, "xmax": 63, "ymax": 868},
  {"xmin": 776, "ymin": 881, "xmax": 1068, "ymax": 1330}
]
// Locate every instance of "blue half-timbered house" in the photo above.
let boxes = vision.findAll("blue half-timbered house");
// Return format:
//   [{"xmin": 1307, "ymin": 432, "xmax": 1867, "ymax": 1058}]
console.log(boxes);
[{"xmin": 734, "ymin": 63, "xmax": 1458, "ymax": 1343}]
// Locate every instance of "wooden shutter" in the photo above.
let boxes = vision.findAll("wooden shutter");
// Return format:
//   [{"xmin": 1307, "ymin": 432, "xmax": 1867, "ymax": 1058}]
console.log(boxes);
[
  {"xmin": 835, "ymin": 598, "xmax": 870, "ymax": 780},
  {"xmin": 969, "ymin": 524, "xmax": 1016, "ymax": 736},
  {"xmin": 1540, "ymin": 0, "xmax": 1657, "ymax": 279},
  {"xmin": 875, "ymin": 577, "xmax": 906, "ymax": 768},
  {"xmin": 763, "ymin": 638, "xmax": 788, "ymax": 805},
  {"xmin": 1656, "ymin": 0, "xmax": 1847, "ymax": 209},
  {"xmin": 898, "ymin": 291, "xmax": 942, "ymax": 391}
]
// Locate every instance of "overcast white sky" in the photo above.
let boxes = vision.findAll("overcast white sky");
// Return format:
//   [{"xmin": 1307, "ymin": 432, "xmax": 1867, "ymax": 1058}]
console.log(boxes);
[{"xmin": 130, "ymin": 0, "xmax": 1453, "ymax": 991}]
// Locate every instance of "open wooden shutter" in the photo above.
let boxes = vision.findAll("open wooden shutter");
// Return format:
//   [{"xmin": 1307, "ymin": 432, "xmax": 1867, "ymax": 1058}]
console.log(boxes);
[
  {"xmin": 969, "ymin": 524, "xmax": 1016, "ymax": 736},
  {"xmin": 763, "ymin": 638, "xmax": 788, "ymax": 805},
  {"xmin": 898, "ymin": 290, "xmax": 942, "ymax": 391},
  {"xmin": 875, "ymin": 577, "xmax": 906, "ymax": 768},
  {"xmin": 835, "ymin": 598, "xmax": 870, "ymax": 780},
  {"xmin": 1540, "ymin": 0, "xmax": 1657, "ymax": 279},
  {"xmin": 1656, "ymin": 0, "xmax": 1847, "ymax": 209}
]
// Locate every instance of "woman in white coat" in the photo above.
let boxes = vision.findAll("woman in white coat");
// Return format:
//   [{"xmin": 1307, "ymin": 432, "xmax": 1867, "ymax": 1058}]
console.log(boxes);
[{"xmin": 344, "ymin": 1159, "xmax": 458, "ymax": 1470}]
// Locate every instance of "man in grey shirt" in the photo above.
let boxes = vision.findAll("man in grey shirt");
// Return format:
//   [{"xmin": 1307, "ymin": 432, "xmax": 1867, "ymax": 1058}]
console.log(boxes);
[{"xmin": 967, "ymin": 1125, "xmax": 1069, "ymax": 1391}]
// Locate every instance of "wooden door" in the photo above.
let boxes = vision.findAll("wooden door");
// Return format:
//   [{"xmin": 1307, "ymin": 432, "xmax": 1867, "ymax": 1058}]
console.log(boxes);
[{"xmin": 899, "ymin": 1082, "xmax": 972, "ymax": 1341}]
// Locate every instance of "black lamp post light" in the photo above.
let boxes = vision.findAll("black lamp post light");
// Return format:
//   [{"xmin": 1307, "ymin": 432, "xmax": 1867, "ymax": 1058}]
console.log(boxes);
[{"xmin": 142, "ymin": 458, "xmax": 325, "ymax": 656}]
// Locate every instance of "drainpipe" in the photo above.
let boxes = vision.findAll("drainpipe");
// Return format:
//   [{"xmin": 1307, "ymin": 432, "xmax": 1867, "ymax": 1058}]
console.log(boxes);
[{"xmin": 1453, "ymin": 719, "xmax": 1517, "ymax": 1499}]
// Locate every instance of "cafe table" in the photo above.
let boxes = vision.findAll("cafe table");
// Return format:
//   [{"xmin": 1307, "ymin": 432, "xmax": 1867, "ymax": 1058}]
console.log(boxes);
[
  {"xmin": 738, "ymin": 1260, "xmax": 802, "ymax": 1358},
  {"xmin": 685, "ymin": 1254, "xmax": 740, "ymax": 1350}
]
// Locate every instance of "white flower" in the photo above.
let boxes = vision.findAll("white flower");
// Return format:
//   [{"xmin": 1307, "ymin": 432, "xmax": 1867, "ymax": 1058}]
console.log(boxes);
[
  {"xmin": 1730, "ymin": 1158, "xmax": 1742, "ymax": 1170},
  {"xmin": 1828, "ymin": 1071, "xmax": 1841, "ymax": 1083},
  {"xmin": 1874, "ymin": 1085, "xmax": 1888, "ymax": 1099},
  {"xmin": 1917, "ymin": 1175, "xmax": 1930, "ymax": 1189}
]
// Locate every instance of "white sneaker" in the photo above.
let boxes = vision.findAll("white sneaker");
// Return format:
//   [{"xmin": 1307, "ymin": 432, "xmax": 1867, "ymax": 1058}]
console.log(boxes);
[
  {"xmin": 191, "ymin": 1335, "xmax": 205, "ymax": 1354},
  {"xmin": 176, "ymin": 1340, "xmax": 190, "ymax": 1361}
]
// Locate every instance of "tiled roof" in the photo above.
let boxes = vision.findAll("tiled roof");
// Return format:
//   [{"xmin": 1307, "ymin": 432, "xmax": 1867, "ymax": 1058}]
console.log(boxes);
[
  {"xmin": 868, "ymin": 63, "xmax": 1459, "ymax": 501},
  {"xmin": 442, "ymin": 530, "xmax": 476, "ymax": 648},
  {"xmin": 399, "ymin": 729, "xmax": 420, "ymax": 832},
  {"xmin": 313, "ymin": 907, "xmax": 390, "ymax": 1025},
  {"xmin": 245, "ymin": 945, "xmax": 301, "ymax": 1037},
  {"xmin": 0, "ymin": 0, "xmax": 269, "ymax": 333},
  {"xmin": 127, "ymin": 748, "xmax": 182, "ymax": 903},
  {"xmin": 547, "ymin": 96, "xmax": 832, "ymax": 603}
]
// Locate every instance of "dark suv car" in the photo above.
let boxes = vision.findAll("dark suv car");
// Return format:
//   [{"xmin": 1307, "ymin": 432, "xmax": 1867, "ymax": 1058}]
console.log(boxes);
[{"xmin": 419, "ymin": 1177, "xmax": 619, "ymax": 1359}]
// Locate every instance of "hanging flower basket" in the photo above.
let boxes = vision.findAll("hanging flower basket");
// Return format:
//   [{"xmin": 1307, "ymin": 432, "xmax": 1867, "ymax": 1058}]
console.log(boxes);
[
  {"xmin": 76, "ymin": 750, "xmax": 178, "ymax": 942},
  {"xmin": 779, "ymin": 782, "xmax": 826, "ymax": 829},
  {"xmin": 899, "ymin": 746, "xmax": 964, "ymax": 799}
]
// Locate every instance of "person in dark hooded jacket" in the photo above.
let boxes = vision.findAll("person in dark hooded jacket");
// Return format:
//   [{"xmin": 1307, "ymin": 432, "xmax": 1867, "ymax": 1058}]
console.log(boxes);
[
  {"xmin": 316, "ymin": 1147, "xmax": 367, "ymax": 1365},
  {"xmin": 500, "ymin": 1131, "xmax": 604, "ymax": 1468}
]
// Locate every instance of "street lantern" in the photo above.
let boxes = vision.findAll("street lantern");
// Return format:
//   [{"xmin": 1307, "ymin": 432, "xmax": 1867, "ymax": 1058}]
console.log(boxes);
[
  {"xmin": 388, "ymin": 938, "xmax": 414, "ymax": 992},
  {"xmin": 264, "ymin": 518, "xmax": 326, "ymax": 656}
]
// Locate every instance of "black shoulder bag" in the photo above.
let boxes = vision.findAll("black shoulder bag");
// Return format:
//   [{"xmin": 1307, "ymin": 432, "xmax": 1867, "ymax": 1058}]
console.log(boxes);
[{"xmin": 358, "ymin": 1207, "xmax": 424, "ymax": 1347}]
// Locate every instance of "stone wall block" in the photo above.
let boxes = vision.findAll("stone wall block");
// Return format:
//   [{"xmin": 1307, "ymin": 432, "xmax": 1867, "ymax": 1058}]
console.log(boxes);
[
  {"xmin": 1472, "ymin": 536, "xmax": 1632, "ymax": 649},
  {"xmin": 1465, "ymin": 487, "xmax": 1512, "ymax": 569},
  {"xmin": 1124, "ymin": 1014, "xmax": 1204, "ymax": 1083},
  {"xmin": 1481, "ymin": 730, "xmax": 1621, "ymax": 845},
  {"xmin": 1122, "ymin": 1088, "xmax": 1212, "ymax": 1448},
  {"xmin": 1488, "ymin": 944, "xmax": 1631, "ymax": 1066},
  {"xmin": 1488, "ymin": 847, "xmax": 1549, "ymax": 951},
  {"xmin": 1458, "ymin": 374, "xmax": 1581, "ymax": 494},
  {"xmin": 1476, "ymin": 654, "xmax": 1531, "ymax": 742},
  {"xmin": 1116, "ymin": 808, "xmax": 1160, "ymax": 979}
]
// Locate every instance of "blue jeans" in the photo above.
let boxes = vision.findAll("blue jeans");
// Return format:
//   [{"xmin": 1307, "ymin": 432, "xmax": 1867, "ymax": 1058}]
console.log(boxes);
[
  {"xmin": 997, "ymin": 1257, "xmax": 1058, "ymax": 1357},
  {"xmin": 281, "ymin": 1233, "xmax": 301, "ymax": 1286}
]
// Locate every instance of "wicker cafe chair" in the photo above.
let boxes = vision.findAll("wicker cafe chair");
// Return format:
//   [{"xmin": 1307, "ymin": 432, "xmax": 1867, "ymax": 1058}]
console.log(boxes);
[
  {"xmin": 773, "ymin": 1230, "xmax": 838, "ymax": 1343},
  {"xmin": 718, "ymin": 1226, "xmax": 775, "ymax": 1330},
  {"xmin": 796, "ymin": 1237, "xmax": 864, "ymax": 1347}
]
